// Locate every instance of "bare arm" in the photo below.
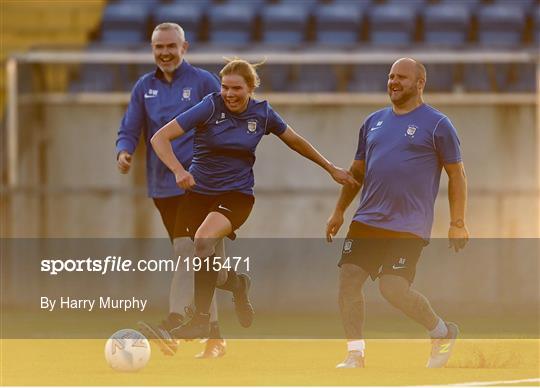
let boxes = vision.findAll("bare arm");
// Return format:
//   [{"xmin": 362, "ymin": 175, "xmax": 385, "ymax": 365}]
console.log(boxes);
[
  {"xmin": 326, "ymin": 160, "xmax": 365, "ymax": 241},
  {"xmin": 150, "ymin": 119, "xmax": 195, "ymax": 190},
  {"xmin": 278, "ymin": 126, "xmax": 359, "ymax": 186},
  {"xmin": 444, "ymin": 161, "xmax": 469, "ymax": 251}
]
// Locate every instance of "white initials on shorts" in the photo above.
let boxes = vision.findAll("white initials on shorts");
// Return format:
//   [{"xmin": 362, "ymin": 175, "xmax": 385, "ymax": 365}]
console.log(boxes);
[{"xmin": 343, "ymin": 239, "xmax": 353, "ymax": 254}]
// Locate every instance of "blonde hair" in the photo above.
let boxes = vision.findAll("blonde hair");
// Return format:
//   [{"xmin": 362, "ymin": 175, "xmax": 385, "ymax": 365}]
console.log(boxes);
[{"xmin": 219, "ymin": 58, "xmax": 265, "ymax": 90}]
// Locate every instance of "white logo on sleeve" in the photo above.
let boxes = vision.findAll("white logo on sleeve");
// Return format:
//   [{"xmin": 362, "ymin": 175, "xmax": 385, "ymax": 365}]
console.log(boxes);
[
  {"xmin": 144, "ymin": 89, "xmax": 158, "ymax": 99},
  {"xmin": 392, "ymin": 257, "xmax": 407, "ymax": 270},
  {"xmin": 370, "ymin": 121, "xmax": 384, "ymax": 131}
]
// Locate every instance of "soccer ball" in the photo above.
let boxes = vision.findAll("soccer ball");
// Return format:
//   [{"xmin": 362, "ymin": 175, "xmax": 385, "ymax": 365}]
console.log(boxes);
[{"xmin": 104, "ymin": 329, "xmax": 151, "ymax": 372}]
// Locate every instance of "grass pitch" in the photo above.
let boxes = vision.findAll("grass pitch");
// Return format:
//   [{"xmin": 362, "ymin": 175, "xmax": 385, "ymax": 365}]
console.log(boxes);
[{"xmin": 1, "ymin": 339, "xmax": 538, "ymax": 386}]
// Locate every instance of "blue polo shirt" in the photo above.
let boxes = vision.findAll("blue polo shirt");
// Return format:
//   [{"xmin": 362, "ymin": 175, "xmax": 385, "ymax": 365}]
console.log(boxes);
[
  {"xmin": 175, "ymin": 92, "xmax": 288, "ymax": 195},
  {"xmin": 116, "ymin": 60, "xmax": 220, "ymax": 198},
  {"xmin": 353, "ymin": 104, "xmax": 462, "ymax": 240}
]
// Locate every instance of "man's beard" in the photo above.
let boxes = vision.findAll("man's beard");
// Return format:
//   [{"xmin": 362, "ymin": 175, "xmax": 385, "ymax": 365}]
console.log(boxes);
[
  {"xmin": 391, "ymin": 88, "xmax": 417, "ymax": 105},
  {"xmin": 157, "ymin": 60, "xmax": 179, "ymax": 74}
]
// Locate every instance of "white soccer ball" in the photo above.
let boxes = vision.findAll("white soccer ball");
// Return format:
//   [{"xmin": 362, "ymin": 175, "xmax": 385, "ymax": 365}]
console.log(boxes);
[{"xmin": 104, "ymin": 329, "xmax": 151, "ymax": 372}]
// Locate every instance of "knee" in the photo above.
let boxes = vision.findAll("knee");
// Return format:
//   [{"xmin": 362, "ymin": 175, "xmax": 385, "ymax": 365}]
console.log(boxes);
[
  {"xmin": 338, "ymin": 265, "xmax": 365, "ymax": 302},
  {"xmin": 173, "ymin": 237, "xmax": 194, "ymax": 256},
  {"xmin": 193, "ymin": 235, "xmax": 215, "ymax": 258},
  {"xmin": 193, "ymin": 230, "xmax": 219, "ymax": 257},
  {"xmin": 378, "ymin": 277, "xmax": 407, "ymax": 305},
  {"xmin": 216, "ymin": 268, "xmax": 227, "ymax": 286}
]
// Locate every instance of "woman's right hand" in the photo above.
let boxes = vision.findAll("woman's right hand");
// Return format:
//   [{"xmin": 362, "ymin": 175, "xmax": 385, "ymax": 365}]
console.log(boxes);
[
  {"xmin": 326, "ymin": 211, "xmax": 344, "ymax": 242},
  {"xmin": 175, "ymin": 170, "xmax": 196, "ymax": 190}
]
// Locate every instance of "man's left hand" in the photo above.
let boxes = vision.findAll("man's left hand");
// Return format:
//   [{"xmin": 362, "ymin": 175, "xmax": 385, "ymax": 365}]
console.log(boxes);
[{"xmin": 448, "ymin": 225, "xmax": 469, "ymax": 252}]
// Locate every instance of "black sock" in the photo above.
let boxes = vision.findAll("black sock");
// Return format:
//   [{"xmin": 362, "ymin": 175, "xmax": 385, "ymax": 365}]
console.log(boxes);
[
  {"xmin": 217, "ymin": 269, "xmax": 240, "ymax": 293},
  {"xmin": 194, "ymin": 254, "xmax": 219, "ymax": 314},
  {"xmin": 209, "ymin": 321, "xmax": 222, "ymax": 339}
]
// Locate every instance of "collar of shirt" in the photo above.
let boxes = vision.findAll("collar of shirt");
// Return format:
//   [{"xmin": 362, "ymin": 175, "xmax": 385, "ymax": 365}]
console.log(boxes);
[{"xmin": 153, "ymin": 60, "xmax": 190, "ymax": 83}]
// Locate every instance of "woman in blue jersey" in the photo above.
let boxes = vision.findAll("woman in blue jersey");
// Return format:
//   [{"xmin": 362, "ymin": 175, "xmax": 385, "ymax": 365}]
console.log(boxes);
[{"xmin": 151, "ymin": 58, "xmax": 357, "ymax": 339}]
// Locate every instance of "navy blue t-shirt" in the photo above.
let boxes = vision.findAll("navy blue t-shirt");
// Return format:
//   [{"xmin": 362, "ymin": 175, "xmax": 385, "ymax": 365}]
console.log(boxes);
[
  {"xmin": 353, "ymin": 104, "xmax": 462, "ymax": 239},
  {"xmin": 175, "ymin": 92, "xmax": 288, "ymax": 195},
  {"xmin": 116, "ymin": 60, "xmax": 220, "ymax": 198}
]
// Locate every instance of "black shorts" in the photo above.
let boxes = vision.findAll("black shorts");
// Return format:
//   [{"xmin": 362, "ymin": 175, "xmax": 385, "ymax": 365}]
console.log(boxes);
[
  {"xmin": 173, "ymin": 191, "xmax": 255, "ymax": 240},
  {"xmin": 338, "ymin": 222, "xmax": 425, "ymax": 283},
  {"xmin": 152, "ymin": 194, "xmax": 189, "ymax": 241}
]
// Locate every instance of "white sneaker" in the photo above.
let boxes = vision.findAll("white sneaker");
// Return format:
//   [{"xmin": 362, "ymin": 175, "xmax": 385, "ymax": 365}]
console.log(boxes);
[
  {"xmin": 336, "ymin": 350, "xmax": 365, "ymax": 368},
  {"xmin": 427, "ymin": 322, "xmax": 459, "ymax": 368}
]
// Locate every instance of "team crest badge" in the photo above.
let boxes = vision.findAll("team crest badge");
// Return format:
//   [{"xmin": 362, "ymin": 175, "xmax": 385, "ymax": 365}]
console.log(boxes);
[
  {"xmin": 181, "ymin": 87, "xmax": 192, "ymax": 101},
  {"xmin": 343, "ymin": 239, "xmax": 353, "ymax": 254},
  {"xmin": 247, "ymin": 120, "xmax": 257, "ymax": 133},
  {"xmin": 406, "ymin": 124, "xmax": 418, "ymax": 138}
]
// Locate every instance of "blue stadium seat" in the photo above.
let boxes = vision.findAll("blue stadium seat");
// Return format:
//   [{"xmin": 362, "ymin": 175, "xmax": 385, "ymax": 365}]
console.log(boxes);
[
  {"xmin": 424, "ymin": 64, "xmax": 456, "ymax": 93},
  {"xmin": 294, "ymin": 65, "xmax": 339, "ymax": 92},
  {"xmin": 437, "ymin": 0, "xmax": 481, "ymax": 12},
  {"xmin": 477, "ymin": 5, "xmax": 525, "ymax": 47},
  {"xmin": 535, "ymin": 6, "xmax": 540, "ymax": 45},
  {"xmin": 423, "ymin": 4, "xmax": 470, "ymax": 46},
  {"xmin": 70, "ymin": 64, "xmax": 133, "ymax": 92},
  {"xmin": 462, "ymin": 64, "xmax": 494, "ymax": 92},
  {"xmin": 208, "ymin": 4, "xmax": 256, "ymax": 45},
  {"xmin": 494, "ymin": 64, "xmax": 536, "ymax": 93},
  {"xmin": 279, "ymin": 0, "xmax": 319, "ymax": 6},
  {"xmin": 385, "ymin": 0, "xmax": 427, "ymax": 12},
  {"xmin": 507, "ymin": 64, "xmax": 535, "ymax": 93},
  {"xmin": 493, "ymin": 0, "xmax": 536, "ymax": 11},
  {"xmin": 101, "ymin": 2, "xmax": 149, "ymax": 31},
  {"xmin": 110, "ymin": 0, "xmax": 160, "ymax": 8},
  {"xmin": 332, "ymin": 0, "xmax": 373, "ymax": 11},
  {"xmin": 368, "ymin": 4, "xmax": 417, "ymax": 46},
  {"xmin": 198, "ymin": 64, "xmax": 222, "ymax": 79},
  {"xmin": 136, "ymin": 63, "xmax": 156, "ymax": 78},
  {"xmin": 259, "ymin": 64, "xmax": 293, "ymax": 92},
  {"xmin": 101, "ymin": 30, "xmax": 146, "ymax": 44},
  {"xmin": 101, "ymin": 2, "xmax": 149, "ymax": 44},
  {"xmin": 169, "ymin": 0, "xmax": 213, "ymax": 6},
  {"xmin": 260, "ymin": 4, "xmax": 310, "ymax": 45},
  {"xmin": 348, "ymin": 64, "xmax": 389, "ymax": 92},
  {"xmin": 314, "ymin": 4, "xmax": 362, "ymax": 46},
  {"xmin": 225, "ymin": 0, "xmax": 267, "ymax": 5},
  {"xmin": 152, "ymin": 4, "xmax": 203, "ymax": 43}
]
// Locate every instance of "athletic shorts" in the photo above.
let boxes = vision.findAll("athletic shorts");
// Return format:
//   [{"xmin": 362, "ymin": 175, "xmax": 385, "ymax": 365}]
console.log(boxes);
[
  {"xmin": 152, "ymin": 194, "xmax": 189, "ymax": 241},
  {"xmin": 173, "ymin": 191, "xmax": 255, "ymax": 240},
  {"xmin": 338, "ymin": 221, "xmax": 425, "ymax": 283}
]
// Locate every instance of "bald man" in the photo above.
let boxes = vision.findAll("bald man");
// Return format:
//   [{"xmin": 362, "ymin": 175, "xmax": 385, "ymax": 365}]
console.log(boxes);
[{"xmin": 326, "ymin": 58, "xmax": 469, "ymax": 368}]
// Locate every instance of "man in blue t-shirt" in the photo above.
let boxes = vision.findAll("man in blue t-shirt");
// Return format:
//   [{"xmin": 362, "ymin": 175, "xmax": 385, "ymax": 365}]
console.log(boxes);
[
  {"xmin": 115, "ymin": 22, "xmax": 228, "ymax": 358},
  {"xmin": 326, "ymin": 58, "xmax": 469, "ymax": 369}
]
